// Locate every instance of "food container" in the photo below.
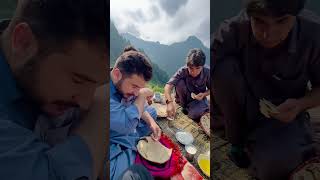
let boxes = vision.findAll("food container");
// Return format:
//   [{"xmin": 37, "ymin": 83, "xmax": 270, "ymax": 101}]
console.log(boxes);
[
  {"xmin": 197, "ymin": 153, "xmax": 210, "ymax": 177},
  {"xmin": 175, "ymin": 131, "xmax": 194, "ymax": 145},
  {"xmin": 185, "ymin": 144, "xmax": 197, "ymax": 161},
  {"xmin": 153, "ymin": 92, "xmax": 162, "ymax": 103}
]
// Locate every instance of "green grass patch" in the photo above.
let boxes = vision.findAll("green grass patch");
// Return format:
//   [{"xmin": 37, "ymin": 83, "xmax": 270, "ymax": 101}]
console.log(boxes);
[{"xmin": 148, "ymin": 82, "xmax": 164, "ymax": 93}]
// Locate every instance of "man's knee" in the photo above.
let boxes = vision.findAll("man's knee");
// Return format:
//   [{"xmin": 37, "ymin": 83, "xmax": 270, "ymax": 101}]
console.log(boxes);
[
  {"xmin": 187, "ymin": 101, "xmax": 208, "ymax": 120},
  {"xmin": 187, "ymin": 108, "xmax": 206, "ymax": 120},
  {"xmin": 119, "ymin": 165, "xmax": 153, "ymax": 180},
  {"xmin": 251, "ymin": 147, "xmax": 302, "ymax": 180},
  {"xmin": 187, "ymin": 111, "xmax": 202, "ymax": 120}
]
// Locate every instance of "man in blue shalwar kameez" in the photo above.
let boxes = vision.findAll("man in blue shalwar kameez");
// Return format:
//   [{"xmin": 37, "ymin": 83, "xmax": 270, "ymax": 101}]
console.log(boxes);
[{"xmin": 109, "ymin": 46, "xmax": 161, "ymax": 180}]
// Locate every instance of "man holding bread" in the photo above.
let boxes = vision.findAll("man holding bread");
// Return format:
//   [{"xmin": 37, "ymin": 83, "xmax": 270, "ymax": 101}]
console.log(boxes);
[
  {"xmin": 164, "ymin": 48, "xmax": 210, "ymax": 122},
  {"xmin": 213, "ymin": 0, "xmax": 320, "ymax": 179}
]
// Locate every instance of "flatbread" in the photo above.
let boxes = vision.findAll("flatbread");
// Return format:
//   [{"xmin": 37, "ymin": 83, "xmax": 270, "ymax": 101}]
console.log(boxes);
[
  {"xmin": 259, "ymin": 101, "xmax": 271, "ymax": 118},
  {"xmin": 151, "ymin": 103, "xmax": 167, "ymax": 117},
  {"xmin": 191, "ymin": 93, "xmax": 196, "ymax": 99},
  {"xmin": 260, "ymin": 99, "xmax": 279, "ymax": 113},
  {"xmin": 200, "ymin": 113, "xmax": 210, "ymax": 137},
  {"xmin": 259, "ymin": 99, "xmax": 279, "ymax": 118},
  {"xmin": 137, "ymin": 137, "xmax": 173, "ymax": 164}
]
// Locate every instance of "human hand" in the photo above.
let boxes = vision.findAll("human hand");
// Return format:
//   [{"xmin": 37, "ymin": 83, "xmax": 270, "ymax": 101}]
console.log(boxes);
[
  {"xmin": 139, "ymin": 88, "xmax": 154, "ymax": 99},
  {"xmin": 270, "ymin": 99, "xmax": 303, "ymax": 123},
  {"xmin": 149, "ymin": 121, "xmax": 161, "ymax": 141},
  {"xmin": 166, "ymin": 102, "xmax": 176, "ymax": 119},
  {"xmin": 194, "ymin": 93, "xmax": 205, "ymax": 101}
]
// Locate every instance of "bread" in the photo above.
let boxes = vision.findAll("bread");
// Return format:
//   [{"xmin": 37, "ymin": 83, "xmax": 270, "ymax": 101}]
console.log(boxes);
[
  {"xmin": 191, "ymin": 93, "xmax": 196, "ymax": 99},
  {"xmin": 259, "ymin": 99, "xmax": 279, "ymax": 118},
  {"xmin": 137, "ymin": 137, "xmax": 173, "ymax": 164}
]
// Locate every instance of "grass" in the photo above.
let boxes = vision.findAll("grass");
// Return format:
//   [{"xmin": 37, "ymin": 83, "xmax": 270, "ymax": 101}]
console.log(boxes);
[{"xmin": 148, "ymin": 82, "xmax": 164, "ymax": 93}]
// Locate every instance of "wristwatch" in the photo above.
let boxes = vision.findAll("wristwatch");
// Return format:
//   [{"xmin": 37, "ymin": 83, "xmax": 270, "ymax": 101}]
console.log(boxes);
[{"xmin": 166, "ymin": 99, "xmax": 173, "ymax": 104}]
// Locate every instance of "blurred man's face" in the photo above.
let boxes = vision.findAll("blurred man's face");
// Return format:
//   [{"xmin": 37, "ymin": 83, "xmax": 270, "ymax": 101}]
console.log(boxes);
[
  {"xmin": 6, "ymin": 22, "xmax": 108, "ymax": 117},
  {"xmin": 187, "ymin": 65, "xmax": 203, "ymax": 78},
  {"xmin": 18, "ymin": 41, "xmax": 107, "ymax": 117},
  {"xmin": 1, "ymin": 19, "xmax": 107, "ymax": 118},
  {"xmin": 112, "ymin": 68, "xmax": 146, "ymax": 99},
  {"xmin": 31, "ymin": 42, "xmax": 106, "ymax": 116},
  {"xmin": 250, "ymin": 14, "xmax": 296, "ymax": 48}
]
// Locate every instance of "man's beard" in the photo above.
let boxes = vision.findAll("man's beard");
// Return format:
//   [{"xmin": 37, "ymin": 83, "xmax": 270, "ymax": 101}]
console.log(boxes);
[
  {"xmin": 15, "ymin": 58, "xmax": 79, "ymax": 116},
  {"xmin": 114, "ymin": 78, "xmax": 135, "ymax": 100}
]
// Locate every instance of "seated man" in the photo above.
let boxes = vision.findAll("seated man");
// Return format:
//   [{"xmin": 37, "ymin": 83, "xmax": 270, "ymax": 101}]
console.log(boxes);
[
  {"xmin": 165, "ymin": 48, "xmax": 210, "ymax": 121},
  {"xmin": 213, "ymin": 0, "xmax": 320, "ymax": 179},
  {"xmin": 109, "ymin": 46, "xmax": 161, "ymax": 180},
  {"xmin": 0, "ymin": 0, "xmax": 107, "ymax": 179}
]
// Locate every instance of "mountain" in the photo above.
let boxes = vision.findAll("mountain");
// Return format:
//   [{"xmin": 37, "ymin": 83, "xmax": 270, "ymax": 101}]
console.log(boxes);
[
  {"xmin": 122, "ymin": 33, "xmax": 210, "ymax": 76},
  {"xmin": 110, "ymin": 21, "xmax": 169, "ymax": 85},
  {"xmin": 110, "ymin": 21, "xmax": 130, "ymax": 66}
]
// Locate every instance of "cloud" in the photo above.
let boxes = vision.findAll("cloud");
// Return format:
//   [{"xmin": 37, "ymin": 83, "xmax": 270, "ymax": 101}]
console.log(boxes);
[
  {"xmin": 149, "ymin": 5, "xmax": 161, "ymax": 21},
  {"xmin": 111, "ymin": 0, "xmax": 210, "ymax": 48},
  {"xmin": 157, "ymin": 0, "xmax": 188, "ymax": 16},
  {"xmin": 124, "ymin": 24, "xmax": 141, "ymax": 37},
  {"xmin": 126, "ymin": 9, "xmax": 146, "ymax": 23},
  {"xmin": 195, "ymin": 17, "xmax": 210, "ymax": 47}
]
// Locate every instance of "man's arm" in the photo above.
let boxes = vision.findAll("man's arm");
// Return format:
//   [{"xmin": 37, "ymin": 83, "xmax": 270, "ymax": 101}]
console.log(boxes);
[
  {"xmin": 110, "ymin": 88, "xmax": 154, "ymax": 135},
  {"xmin": 203, "ymin": 89, "xmax": 210, "ymax": 97},
  {"xmin": 0, "ymin": 85, "xmax": 108, "ymax": 180},
  {"xmin": 141, "ymin": 111, "xmax": 155, "ymax": 126},
  {"xmin": 303, "ymin": 43, "xmax": 320, "ymax": 110},
  {"xmin": 271, "ymin": 51, "xmax": 320, "ymax": 123},
  {"xmin": 0, "ymin": 119, "xmax": 93, "ymax": 180},
  {"xmin": 194, "ymin": 89, "xmax": 210, "ymax": 101},
  {"xmin": 298, "ymin": 87, "xmax": 320, "ymax": 110},
  {"xmin": 165, "ymin": 67, "xmax": 185, "ymax": 102},
  {"xmin": 109, "ymin": 98, "xmax": 141, "ymax": 135},
  {"xmin": 164, "ymin": 84, "xmax": 177, "ymax": 118},
  {"xmin": 135, "ymin": 88, "xmax": 154, "ymax": 117},
  {"xmin": 300, "ymin": 40, "xmax": 320, "ymax": 110},
  {"xmin": 141, "ymin": 111, "xmax": 161, "ymax": 140},
  {"xmin": 164, "ymin": 84, "xmax": 174, "ymax": 102}
]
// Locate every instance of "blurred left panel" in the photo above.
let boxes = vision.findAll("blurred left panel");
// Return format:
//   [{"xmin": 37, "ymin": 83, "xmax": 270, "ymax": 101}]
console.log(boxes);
[{"xmin": 0, "ymin": 0, "xmax": 109, "ymax": 180}]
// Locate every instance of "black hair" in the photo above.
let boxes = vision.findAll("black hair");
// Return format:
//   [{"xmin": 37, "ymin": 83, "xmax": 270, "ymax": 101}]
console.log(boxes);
[
  {"xmin": 245, "ymin": 0, "xmax": 306, "ymax": 17},
  {"xmin": 17, "ymin": 0, "xmax": 107, "ymax": 50},
  {"xmin": 186, "ymin": 48, "xmax": 206, "ymax": 67},
  {"xmin": 115, "ymin": 45, "xmax": 153, "ymax": 81}
]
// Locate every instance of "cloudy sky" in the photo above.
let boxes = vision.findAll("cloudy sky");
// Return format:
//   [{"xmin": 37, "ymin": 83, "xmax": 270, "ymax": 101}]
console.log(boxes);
[{"xmin": 110, "ymin": 0, "xmax": 210, "ymax": 48}]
